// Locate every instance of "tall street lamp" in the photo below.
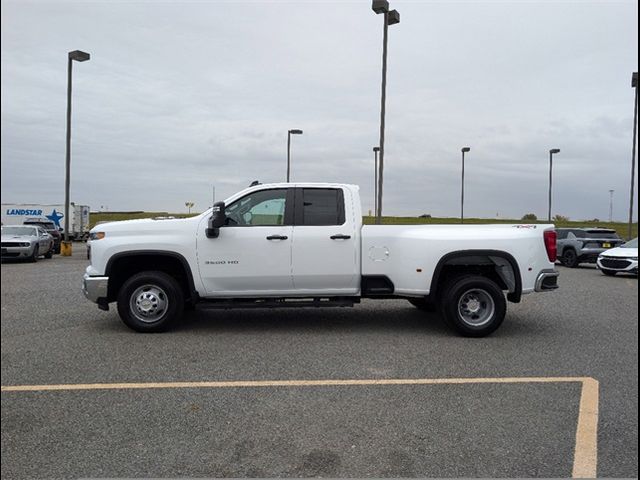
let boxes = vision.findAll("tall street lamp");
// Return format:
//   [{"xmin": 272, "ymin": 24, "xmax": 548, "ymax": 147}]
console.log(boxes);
[
  {"xmin": 286, "ymin": 129, "xmax": 303, "ymax": 182},
  {"xmin": 62, "ymin": 50, "xmax": 90, "ymax": 256},
  {"xmin": 629, "ymin": 72, "xmax": 638, "ymax": 239},
  {"xmin": 548, "ymin": 148, "xmax": 561, "ymax": 222},
  {"xmin": 460, "ymin": 147, "xmax": 470, "ymax": 223},
  {"xmin": 372, "ymin": 0, "xmax": 400, "ymax": 224},
  {"xmin": 373, "ymin": 146, "xmax": 380, "ymax": 216},
  {"xmin": 609, "ymin": 190, "xmax": 615, "ymax": 222}
]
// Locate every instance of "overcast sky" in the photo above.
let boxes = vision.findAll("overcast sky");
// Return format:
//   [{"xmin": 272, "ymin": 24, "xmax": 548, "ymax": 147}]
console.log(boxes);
[{"xmin": 1, "ymin": 0, "xmax": 638, "ymax": 220}]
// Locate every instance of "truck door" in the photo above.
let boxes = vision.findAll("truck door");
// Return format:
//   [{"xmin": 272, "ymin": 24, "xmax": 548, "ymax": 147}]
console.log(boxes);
[
  {"xmin": 197, "ymin": 188, "xmax": 295, "ymax": 296},
  {"xmin": 291, "ymin": 187, "xmax": 358, "ymax": 294}
]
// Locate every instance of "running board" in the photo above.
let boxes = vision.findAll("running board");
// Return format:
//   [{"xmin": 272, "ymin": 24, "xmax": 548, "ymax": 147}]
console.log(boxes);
[{"xmin": 197, "ymin": 297, "xmax": 358, "ymax": 310}]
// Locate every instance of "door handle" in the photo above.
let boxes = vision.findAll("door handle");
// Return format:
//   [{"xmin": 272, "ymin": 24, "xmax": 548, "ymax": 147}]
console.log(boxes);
[
  {"xmin": 330, "ymin": 234, "xmax": 351, "ymax": 240},
  {"xmin": 266, "ymin": 235, "xmax": 288, "ymax": 240}
]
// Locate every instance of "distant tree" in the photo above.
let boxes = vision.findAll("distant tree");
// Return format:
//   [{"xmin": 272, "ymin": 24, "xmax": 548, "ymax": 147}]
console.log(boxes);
[
  {"xmin": 553, "ymin": 214, "xmax": 570, "ymax": 222},
  {"xmin": 419, "ymin": 214, "xmax": 431, "ymax": 219},
  {"xmin": 591, "ymin": 218, "xmax": 600, "ymax": 223},
  {"xmin": 521, "ymin": 213, "xmax": 537, "ymax": 221}
]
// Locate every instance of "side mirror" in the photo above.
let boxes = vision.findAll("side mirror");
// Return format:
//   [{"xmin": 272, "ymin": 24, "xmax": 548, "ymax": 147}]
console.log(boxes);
[{"xmin": 206, "ymin": 201, "xmax": 226, "ymax": 238}]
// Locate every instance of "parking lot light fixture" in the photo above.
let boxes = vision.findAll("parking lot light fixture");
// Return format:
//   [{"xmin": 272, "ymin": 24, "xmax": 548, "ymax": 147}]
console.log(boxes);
[
  {"xmin": 286, "ymin": 129, "xmax": 303, "ymax": 183},
  {"xmin": 609, "ymin": 190, "xmax": 614, "ymax": 222},
  {"xmin": 461, "ymin": 147, "xmax": 470, "ymax": 224},
  {"xmin": 372, "ymin": 0, "xmax": 400, "ymax": 224},
  {"xmin": 373, "ymin": 147, "xmax": 380, "ymax": 215},
  {"xmin": 548, "ymin": 148, "xmax": 561, "ymax": 222},
  {"xmin": 629, "ymin": 72, "xmax": 638, "ymax": 239},
  {"xmin": 63, "ymin": 49, "xmax": 90, "ymax": 256}
]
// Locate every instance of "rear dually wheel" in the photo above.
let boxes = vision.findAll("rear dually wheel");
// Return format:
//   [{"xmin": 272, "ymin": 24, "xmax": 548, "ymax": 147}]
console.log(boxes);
[{"xmin": 440, "ymin": 275, "xmax": 506, "ymax": 337}]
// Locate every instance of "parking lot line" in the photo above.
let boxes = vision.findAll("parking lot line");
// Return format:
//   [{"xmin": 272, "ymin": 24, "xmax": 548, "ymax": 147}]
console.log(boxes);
[{"xmin": 1, "ymin": 376, "xmax": 598, "ymax": 478}]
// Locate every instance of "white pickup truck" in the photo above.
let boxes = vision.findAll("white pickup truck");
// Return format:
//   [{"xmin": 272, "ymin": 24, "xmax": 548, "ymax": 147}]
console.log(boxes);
[{"xmin": 83, "ymin": 183, "xmax": 559, "ymax": 336}]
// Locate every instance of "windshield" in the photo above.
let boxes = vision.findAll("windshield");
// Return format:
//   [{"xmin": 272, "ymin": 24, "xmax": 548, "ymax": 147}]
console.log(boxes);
[
  {"xmin": 621, "ymin": 238, "xmax": 638, "ymax": 248},
  {"xmin": 24, "ymin": 221, "xmax": 56, "ymax": 229},
  {"xmin": 2, "ymin": 226, "xmax": 36, "ymax": 236}
]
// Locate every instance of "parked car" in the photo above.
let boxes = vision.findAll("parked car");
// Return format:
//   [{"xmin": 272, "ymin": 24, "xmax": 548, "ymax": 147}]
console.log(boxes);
[
  {"xmin": 23, "ymin": 217, "xmax": 62, "ymax": 254},
  {"xmin": 556, "ymin": 228, "xmax": 624, "ymax": 268},
  {"xmin": 83, "ymin": 182, "xmax": 558, "ymax": 337},
  {"xmin": 596, "ymin": 237, "xmax": 638, "ymax": 276},
  {"xmin": 1, "ymin": 225, "xmax": 54, "ymax": 262}
]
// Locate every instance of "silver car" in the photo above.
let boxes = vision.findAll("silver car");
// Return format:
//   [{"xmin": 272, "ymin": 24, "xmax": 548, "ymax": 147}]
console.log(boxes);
[{"xmin": 1, "ymin": 225, "xmax": 54, "ymax": 262}]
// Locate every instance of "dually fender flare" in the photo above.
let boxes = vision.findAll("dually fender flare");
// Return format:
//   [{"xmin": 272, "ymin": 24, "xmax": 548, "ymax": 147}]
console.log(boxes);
[{"xmin": 428, "ymin": 249, "xmax": 523, "ymax": 303}]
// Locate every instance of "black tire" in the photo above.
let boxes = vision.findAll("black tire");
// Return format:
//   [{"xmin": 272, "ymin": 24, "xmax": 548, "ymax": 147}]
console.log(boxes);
[
  {"xmin": 44, "ymin": 248, "xmax": 53, "ymax": 259},
  {"xmin": 439, "ymin": 275, "xmax": 506, "ymax": 337},
  {"xmin": 29, "ymin": 245, "xmax": 39, "ymax": 263},
  {"xmin": 601, "ymin": 268, "xmax": 617, "ymax": 276},
  {"xmin": 408, "ymin": 298, "xmax": 437, "ymax": 312},
  {"xmin": 117, "ymin": 271, "xmax": 184, "ymax": 333},
  {"xmin": 562, "ymin": 249, "xmax": 579, "ymax": 268}
]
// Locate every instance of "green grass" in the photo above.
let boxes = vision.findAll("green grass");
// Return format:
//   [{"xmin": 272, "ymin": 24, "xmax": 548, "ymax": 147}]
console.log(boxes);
[
  {"xmin": 90, "ymin": 212, "xmax": 637, "ymax": 240},
  {"xmin": 90, "ymin": 212, "xmax": 198, "ymax": 227}
]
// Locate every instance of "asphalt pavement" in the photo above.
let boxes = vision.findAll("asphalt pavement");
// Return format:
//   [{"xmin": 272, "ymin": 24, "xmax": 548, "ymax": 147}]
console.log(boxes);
[{"xmin": 1, "ymin": 245, "xmax": 637, "ymax": 478}]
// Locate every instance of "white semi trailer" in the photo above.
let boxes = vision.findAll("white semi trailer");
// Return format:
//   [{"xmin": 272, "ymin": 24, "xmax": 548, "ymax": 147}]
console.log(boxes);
[{"xmin": 1, "ymin": 203, "xmax": 90, "ymax": 240}]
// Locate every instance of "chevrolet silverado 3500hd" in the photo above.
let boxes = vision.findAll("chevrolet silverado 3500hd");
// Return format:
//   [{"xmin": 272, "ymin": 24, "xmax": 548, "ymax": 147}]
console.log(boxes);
[{"xmin": 83, "ymin": 183, "xmax": 559, "ymax": 336}]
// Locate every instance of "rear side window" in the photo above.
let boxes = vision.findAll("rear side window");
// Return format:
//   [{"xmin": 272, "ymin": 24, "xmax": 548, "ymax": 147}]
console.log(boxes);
[
  {"xmin": 556, "ymin": 230, "xmax": 569, "ymax": 240},
  {"xmin": 300, "ymin": 189, "xmax": 345, "ymax": 226}
]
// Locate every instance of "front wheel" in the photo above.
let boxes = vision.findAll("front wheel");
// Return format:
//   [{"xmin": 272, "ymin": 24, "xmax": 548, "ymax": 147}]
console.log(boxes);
[
  {"xmin": 440, "ymin": 275, "xmax": 506, "ymax": 337},
  {"xmin": 117, "ymin": 271, "xmax": 184, "ymax": 332},
  {"xmin": 29, "ymin": 245, "xmax": 39, "ymax": 263}
]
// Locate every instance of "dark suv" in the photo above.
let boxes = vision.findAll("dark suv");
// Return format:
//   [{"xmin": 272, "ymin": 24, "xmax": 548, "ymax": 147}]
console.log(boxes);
[
  {"xmin": 556, "ymin": 228, "xmax": 624, "ymax": 268},
  {"xmin": 23, "ymin": 218, "xmax": 62, "ymax": 254}
]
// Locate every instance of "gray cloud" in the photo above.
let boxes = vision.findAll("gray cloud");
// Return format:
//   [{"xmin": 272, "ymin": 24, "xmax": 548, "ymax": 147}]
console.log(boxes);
[{"xmin": 1, "ymin": 0, "xmax": 638, "ymax": 222}]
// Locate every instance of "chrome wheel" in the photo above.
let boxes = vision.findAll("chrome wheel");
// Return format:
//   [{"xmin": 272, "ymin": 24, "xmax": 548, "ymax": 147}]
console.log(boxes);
[
  {"xmin": 457, "ymin": 288, "xmax": 495, "ymax": 327},
  {"xmin": 129, "ymin": 284, "xmax": 169, "ymax": 323}
]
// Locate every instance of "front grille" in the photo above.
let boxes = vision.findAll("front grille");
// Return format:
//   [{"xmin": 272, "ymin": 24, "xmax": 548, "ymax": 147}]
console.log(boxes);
[
  {"xmin": 1, "ymin": 242, "xmax": 22, "ymax": 247},
  {"xmin": 600, "ymin": 258, "xmax": 632, "ymax": 269}
]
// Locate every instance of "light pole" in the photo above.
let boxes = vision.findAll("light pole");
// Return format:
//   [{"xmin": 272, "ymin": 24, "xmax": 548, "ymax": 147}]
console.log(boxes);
[
  {"xmin": 373, "ymin": 146, "xmax": 380, "ymax": 216},
  {"xmin": 609, "ymin": 190, "xmax": 614, "ymax": 222},
  {"xmin": 372, "ymin": 0, "xmax": 400, "ymax": 224},
  {"xmin": 548, "ymin": 148, "xmax": 560, "ymax": 222},
  {"xmin": 286, "ymin": 129, "xmax": 303, "ymax": 183},
  {"xmin": 629, "ymin": 72, "xmax": 638, "ymax": 239},
  {"xmin": 461, "ymin": 147, "xmax": 470, "ymax": 223},
  {"xmin": 62, "ymin": 50, "xmax": 90, "ymax": 256}
]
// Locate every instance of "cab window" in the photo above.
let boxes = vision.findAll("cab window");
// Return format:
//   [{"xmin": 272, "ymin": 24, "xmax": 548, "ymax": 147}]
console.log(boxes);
[
  {"xmin": 225, "ymin": 189, "xmax": 288, "ymax": 226},
  {"xmin": 300, "ymin": 188, "xmax": 345, "ymax": 226}
]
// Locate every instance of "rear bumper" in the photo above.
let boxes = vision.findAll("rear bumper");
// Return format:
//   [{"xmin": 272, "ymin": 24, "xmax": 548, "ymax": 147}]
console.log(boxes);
[{"xmin": 535, "ymin": 269, "xmax": 559, "ymax": 291}]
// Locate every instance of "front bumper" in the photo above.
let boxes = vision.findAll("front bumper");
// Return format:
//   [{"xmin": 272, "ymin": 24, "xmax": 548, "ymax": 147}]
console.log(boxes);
[
  {"xmin": 535, "ymin": 269, "xmax": 559, "ymax": 291},
  {"xmin": 82, "ymin": 273, "xmax": 109, "ymax": 303},
  {"xmin": 596, "ymin": 256, "xmax": 639, "ymax": 274},
  {"xmin": 1, "ymin": 244, "xmax": 35, "ymax": 259}
]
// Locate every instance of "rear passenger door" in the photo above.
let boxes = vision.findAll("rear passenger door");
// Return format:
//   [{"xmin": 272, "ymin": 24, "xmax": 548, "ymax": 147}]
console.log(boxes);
[{"xmin": 291, "ymin": 187, "xmax": 358, "ymax": 294}]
